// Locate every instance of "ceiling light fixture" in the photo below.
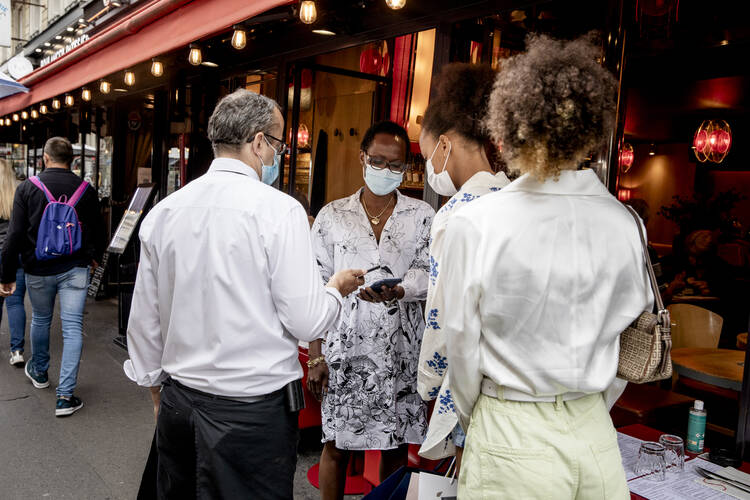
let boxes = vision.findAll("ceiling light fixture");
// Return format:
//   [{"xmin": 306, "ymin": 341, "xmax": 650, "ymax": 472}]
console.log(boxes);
[
  {"xmin": 188, "ymin": 44, "xmax": 202, "ymax": 65},
  {"xmin": 299, "ymin": 1, "xmax": 317, "ymax": 24},
  {"xmin": 52, "ymin": 98, "xmax": 61, "ymax": 110},
  {"xmin": 82, "ymin": 88, "xmax": 92, "ymax": 101},
  {"xmin": 150, "ymin": 58, "xmax": 164, "ymax": 77},
  {"xmin": 39, "ymin": 104, "xmax": 48, "ymax": 114},
  {"xmin": 12, "ymin": 113, "xmax": 19, "ymax": 121},
  {"xmin": 385, "ymin": 0, "xmax": 406, "ymax": 9},
  {"xmin": 64, "ymin": 94, "xmax": 74, "ymax": 106},
  {"xmin": 31, "ymin": 109, "xmax": 39, "ymax": 119},
  {"xmin": 100, "ymin": 79, "xmax": 112, "ymax": 94},
  {"xmin": 21, "ymin": 111, "xmax": 28, "ymax": 120},
  {"xmin": 231, "ymin": 25, "xmax": 247, "ymax": 50},
  {"xmin": 124, "ymin": 70, "xmax": 135, "ymax": 86}
]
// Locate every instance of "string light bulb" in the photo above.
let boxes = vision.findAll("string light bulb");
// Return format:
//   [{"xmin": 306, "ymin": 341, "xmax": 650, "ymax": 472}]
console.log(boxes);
[
  {"xmin": 40, "ymin": 104, "xmax": 48, "ymax": 114},
  {"xmin": 385, "ymin": 0, "xmax": 406, "ymax": 9},
  {"xmin": 21, "ymin": 111, "xmax": 28, "ymax": 120},
  {"xmin": 188, "ymin": 44, "xmax": 202, "ymax": 65},
  {"xmin": 150, "ymin": 58, "xmax": 164, "ymax": 77},
  {"xmin": 100, "ymin": 79, "xmax": 112, "ymax": 94},
  {"xmin": 231, "ymin": 26, "xmax": 247, "ymax": 50},
  {"xmin": 82, "ymin": 88, "xmax": 92, "ymax": 101},
  {"xmin": 12, "ymin": 113, "xmax": 19, "ymax": 121},
  {"xmin": 52, "ymin": 98, "xmax": 61, "ymax": 110},
  {"xmin": 65, "ymin": 94, "xmax": 74, "ymax": 107},
  {"xmin": 124, "ymin": 70, "xmax": 135, "ymax": 86},
  {"xmin": 299, "ymin": 1, "xmax": 317, "ymax": 24},
  {"xmin": 4, "ymin": 118, "xmax": 10, "ymax": 126},
  {"xmin": 31, "ymin": 109, "xmax": 39, "ymax": 119}
]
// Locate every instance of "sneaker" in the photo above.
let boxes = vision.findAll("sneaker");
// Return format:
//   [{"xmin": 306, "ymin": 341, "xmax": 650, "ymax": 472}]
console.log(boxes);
[
  {"xmin": 9, "ymin": 350, "xmax": 24, "ymax": 367},
  {"xmin": 55, "ymin": 395, "xmax": 84, "ymax": 417},
  {"xmin": 24, "ymin": 360, "xmax": 49, "ymax": 389}
]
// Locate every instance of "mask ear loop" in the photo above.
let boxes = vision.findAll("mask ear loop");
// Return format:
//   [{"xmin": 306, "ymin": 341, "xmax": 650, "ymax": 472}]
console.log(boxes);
[{"xmin": 430, "ymin": 137, "xmax": 452, "ymax": 174}]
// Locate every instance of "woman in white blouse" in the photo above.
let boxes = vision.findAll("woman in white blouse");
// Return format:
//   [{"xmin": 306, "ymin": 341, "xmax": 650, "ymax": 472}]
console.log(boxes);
[
  {"xmin": 415, "ymin": 63, "xmax": 509, "ymax": 469},
  {"xmin": 436, "ymin": 35, "xmax": 652, "ymax": 499},
  {"xmin": 309, "ymin": 121, "xmax": 434, "ymax": 499}
]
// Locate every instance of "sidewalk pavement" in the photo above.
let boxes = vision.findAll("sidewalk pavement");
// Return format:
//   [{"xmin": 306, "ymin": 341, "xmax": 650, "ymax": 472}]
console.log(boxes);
[{"xmin": 0, "ymin": 297, "xmax": 346, "ymax": 499}]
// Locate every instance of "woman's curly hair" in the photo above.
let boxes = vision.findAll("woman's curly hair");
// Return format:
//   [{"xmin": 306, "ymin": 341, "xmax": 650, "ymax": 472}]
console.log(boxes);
[
  {"xmin": 485, "ymin": 34, "xmax": 617, "ymax": 181},
  {"xmin": 422, "ymin": 63, "xmax": 496, "ymax": 145}
]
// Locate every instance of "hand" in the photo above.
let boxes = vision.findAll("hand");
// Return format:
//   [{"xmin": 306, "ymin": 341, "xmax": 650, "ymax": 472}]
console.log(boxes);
[
  {"xmin": 307, "ymin": 362, "xmax": 329, "ymax": 402},
  {"xmin": 667, "ymin": 272, "xmax": 687, "ymax": 295},
  {"xmin": 0, "ymin": 282, "xmax": 16, "ymax": 297},
  {"xmin": 328, "ymin": 269, "xmax": 365, "ymax": 297},
  {"xmin": 358, "ymin": 285, "xmax": 404, "ymax": 303},
  {"xmin": 149, "ymin": 386, "xmax": 161, "ymax": 422}
]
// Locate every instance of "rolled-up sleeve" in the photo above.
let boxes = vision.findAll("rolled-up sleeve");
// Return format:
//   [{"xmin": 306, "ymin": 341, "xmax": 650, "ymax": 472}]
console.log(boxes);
[
  {"xmin": 269, "ymin": 205, "xmax": 342, "ymax": 342},
  {"xmin": 443, "ymin": 215, "xmax": 483, "ymax": 430},
  {"xmin": 125, "ymin": 218, "xmax": 167, "ymax": 387},
  {"xmin": 400, "ymin": 205, "xmax": 433, "ymax": 302}
]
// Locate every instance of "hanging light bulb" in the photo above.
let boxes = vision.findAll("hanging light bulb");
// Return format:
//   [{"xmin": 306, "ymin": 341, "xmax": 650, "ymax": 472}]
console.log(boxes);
[
  {"xmin": 65, "ymin": 94, "xmax": 74, "ymax": 107},
  {"xmin": 188, "ymin": 44, "xmax": 202, "ymax": 65},
  {"xmin": 40, "ymin": 104, "xmax": 48, "ymax": 114},
  {"xmin": 100, "ymin": 79, "xmax": 112, "ymax": 94},
  {"xmin": 21, "ymin": 111, "xmax": 28, "ymax": 120},
  {"xmin": 299, "ymin": 1, "xmax": 317, "ymax": 24},
  {"xmin": 4, "ymin": 118, "xmax": 10, "ymax": 126},
  {"xmin": 82, "ymin": 88, "xmax": 92, "ymax": 101},
  {"xmin": 150, "ymin": 58, "xmax": 164, "ymax": 77},
  {"xmin": 12, "ymin": 113, "xmax": 19, "ymax": 122},
  {"xmin": 124, "ymin": 70, "xmax": 135, "ymax": 86},
  {"xmin": 31, "ymin": 109, "xmax": 39, "ymax": 119},
  {"xmin": 231, "ymin": 26, "xmax": 247, "ymax": 50},
  {"xmin": 52, "ymin": 98, "xmax": 61, "ymax": 110},
  {"xmin": 385, "ymin": 0, "xmax": 406, "ymax": 9}
]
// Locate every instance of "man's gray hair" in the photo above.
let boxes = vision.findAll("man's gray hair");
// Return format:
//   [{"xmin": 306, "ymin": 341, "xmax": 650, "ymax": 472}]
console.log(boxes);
[{"xmin": 207, "ymin": 89, "xmax": 281, "ymax": 154}]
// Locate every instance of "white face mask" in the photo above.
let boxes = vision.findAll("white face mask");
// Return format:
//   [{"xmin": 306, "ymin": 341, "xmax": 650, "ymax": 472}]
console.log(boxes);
[{"xmin": 426, "ymin": 140, "xmax": 457, "ymax": 196}]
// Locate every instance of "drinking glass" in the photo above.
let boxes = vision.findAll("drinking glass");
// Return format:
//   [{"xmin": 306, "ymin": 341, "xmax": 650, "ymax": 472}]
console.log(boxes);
[
  {"xmin": 635, "ymin": 442, "xmax": 667, "ymax": 481},
  {"xmin": 659, "ymin": 434, "xmax": 685, "ymax": 473}
]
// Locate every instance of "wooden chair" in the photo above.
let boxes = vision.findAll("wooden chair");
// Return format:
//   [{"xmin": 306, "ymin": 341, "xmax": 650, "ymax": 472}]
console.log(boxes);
[
  {"xmin": 611, "ymin": 384, "xmax": 694, "ymax": 433},
  {"xmin": 667, "ymin": 304, "xmax": 723, "ymax": 349}
]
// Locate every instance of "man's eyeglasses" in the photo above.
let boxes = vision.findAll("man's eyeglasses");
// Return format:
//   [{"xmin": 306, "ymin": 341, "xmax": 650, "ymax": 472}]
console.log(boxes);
[
  {"xmin": 364, "ymin": 153, "xmax": 409, "ymax": 174},
  {"xmin": 250, "ymin": 132, "xmax": 288, "ymax": 155}
]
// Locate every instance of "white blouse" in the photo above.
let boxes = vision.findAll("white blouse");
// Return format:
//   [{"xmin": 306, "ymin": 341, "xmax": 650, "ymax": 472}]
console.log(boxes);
[
  {"xmin": 436, "ymin": 169, "xmax": 653, "ymax": 429},
  {"xmin": 417, "ymin": 171, "xmax": 510, "ymax": 459}
]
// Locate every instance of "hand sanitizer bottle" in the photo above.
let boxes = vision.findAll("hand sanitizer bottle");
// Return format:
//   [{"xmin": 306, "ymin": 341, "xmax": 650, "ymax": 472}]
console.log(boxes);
[{"xmin": 687, "ymin": 400, "xmax": 707, "ymax": 453}]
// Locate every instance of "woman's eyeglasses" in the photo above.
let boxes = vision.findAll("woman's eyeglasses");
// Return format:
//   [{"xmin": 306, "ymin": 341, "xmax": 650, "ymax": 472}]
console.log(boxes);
[{"xmin": 365, "ymin": 153, "xmax": 408, "ymax": 174}]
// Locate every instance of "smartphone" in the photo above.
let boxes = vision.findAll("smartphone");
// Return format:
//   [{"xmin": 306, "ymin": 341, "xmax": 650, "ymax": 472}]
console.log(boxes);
[{"xmin": 370, "ymin": 278, "xmax": 403, "ymax": 293}]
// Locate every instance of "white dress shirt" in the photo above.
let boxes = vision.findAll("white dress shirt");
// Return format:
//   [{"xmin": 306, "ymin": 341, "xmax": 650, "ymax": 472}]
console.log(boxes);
[
  {"xmin": 124, "ymin": 157, "xmax": 343, "ymax": 398},
  {"xmin": 436, "ymin": 169, "xmax": 653, "ymax": 429}
]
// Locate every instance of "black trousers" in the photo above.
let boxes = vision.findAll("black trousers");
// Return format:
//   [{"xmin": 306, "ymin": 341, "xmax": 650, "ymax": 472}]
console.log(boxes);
[{"xmin": 156, "ymin": 379, "xmax": 299, "ymax": 500}]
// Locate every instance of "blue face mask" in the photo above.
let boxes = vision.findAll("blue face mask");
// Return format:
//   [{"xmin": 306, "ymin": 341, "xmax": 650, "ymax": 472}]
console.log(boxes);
[
  {"xmin": 257, "ymin": 136, "xmax": 281, "ymax": 185},
  {"xmin": 364, "ymin": 164, "xmax": 403, "ymax": 196}
]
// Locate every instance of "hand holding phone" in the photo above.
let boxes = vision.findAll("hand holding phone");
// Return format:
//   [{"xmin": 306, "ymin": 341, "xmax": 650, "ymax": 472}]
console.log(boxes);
[{"xmin": 370, "ymin": 278, "xmax": 403, "ymax": 293}]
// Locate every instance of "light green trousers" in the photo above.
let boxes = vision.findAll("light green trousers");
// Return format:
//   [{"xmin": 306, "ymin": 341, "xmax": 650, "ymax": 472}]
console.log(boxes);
[{"xmin": 458, "ymin": 392, "xmax": 629, "ymax": 500}]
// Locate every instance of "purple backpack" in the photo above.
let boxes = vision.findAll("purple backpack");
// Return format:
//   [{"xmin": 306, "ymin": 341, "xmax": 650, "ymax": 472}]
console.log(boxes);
[{"xmin": 29, "ymin": 176, "xmax": 89, "ymax": 261}]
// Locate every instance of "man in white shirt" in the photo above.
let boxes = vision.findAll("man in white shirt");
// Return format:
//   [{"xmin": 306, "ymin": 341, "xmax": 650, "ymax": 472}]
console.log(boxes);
[{"xmin": 125, "ymin": 89, "xmax": 364, "ymax": 499}]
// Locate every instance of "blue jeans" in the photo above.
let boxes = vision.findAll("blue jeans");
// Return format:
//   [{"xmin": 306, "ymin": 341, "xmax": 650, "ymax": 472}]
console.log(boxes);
[
  {"xmin": 26, "ymin": 267, "xmax": 89, "ymax": 397},
  {"xmin": 0, "ymin": 266, "xmax": 27, "ymax": 352}
]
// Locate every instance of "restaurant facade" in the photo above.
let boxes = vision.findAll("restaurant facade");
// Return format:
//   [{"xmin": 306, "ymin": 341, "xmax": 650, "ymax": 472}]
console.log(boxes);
[{"xmin": 1, "ymin": 0, "xmax": 749, "ymax": 462}]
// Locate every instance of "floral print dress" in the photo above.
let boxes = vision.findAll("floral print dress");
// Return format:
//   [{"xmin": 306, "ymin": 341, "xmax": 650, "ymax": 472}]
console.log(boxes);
[
  {"xmin": 417, "ymin": 171, "xmax": 510, "ymax": 459},
  {"xmin": 311, "ymin": 188, "xmax": 435, "ymax": 450}
]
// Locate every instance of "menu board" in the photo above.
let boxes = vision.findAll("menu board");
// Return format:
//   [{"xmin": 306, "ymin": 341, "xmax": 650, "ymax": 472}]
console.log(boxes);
[{"xmin": 107, "ymin": 184, "xmax": 157, "ymax": 254}]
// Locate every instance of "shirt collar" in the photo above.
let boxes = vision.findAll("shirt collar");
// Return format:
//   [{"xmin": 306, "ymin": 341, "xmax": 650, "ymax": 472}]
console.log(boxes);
[
  {"xmin": 502, "ymin": 169, "xmax": 609, "ymax": 196},
  {"xmin": 464, "ymin": 171, "xmax": 511, "ymax": 190},
  {"xmin": 342, "ymin": 187, "xmax": 409, "ymax": 214},
  {"xmin": 208, "ymin": 157, "xmax": 260, "ymax": 181}
]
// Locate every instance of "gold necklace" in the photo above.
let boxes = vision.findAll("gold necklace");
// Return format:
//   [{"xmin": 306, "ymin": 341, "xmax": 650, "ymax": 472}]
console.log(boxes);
[{"xmin": 362, "ymin": 194, "xmax": 394, "ymax": 226}]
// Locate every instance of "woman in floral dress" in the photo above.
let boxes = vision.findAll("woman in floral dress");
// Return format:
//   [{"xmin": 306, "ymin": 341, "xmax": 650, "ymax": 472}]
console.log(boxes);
[{"xmin": 308, "ymin": 121, "xmax": 434, "ymax": 500}]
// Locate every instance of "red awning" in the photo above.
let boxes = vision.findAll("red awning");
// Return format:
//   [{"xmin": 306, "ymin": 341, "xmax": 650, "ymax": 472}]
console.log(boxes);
[{"xmin": 0, "ymin": 0, "xmax": 291, "ymax": 115}]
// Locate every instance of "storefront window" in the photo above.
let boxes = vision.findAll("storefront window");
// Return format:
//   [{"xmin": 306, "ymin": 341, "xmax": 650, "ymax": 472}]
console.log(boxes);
[{"xmin": 0, "ymin": 144, "xmax": 28, "ymax": 179}]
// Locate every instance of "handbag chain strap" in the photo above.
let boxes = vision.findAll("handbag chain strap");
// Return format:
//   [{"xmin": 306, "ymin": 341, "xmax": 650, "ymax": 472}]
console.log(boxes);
[{"xmin": 625, "ymin": 205, "xmax": 669, "ymax": 325}]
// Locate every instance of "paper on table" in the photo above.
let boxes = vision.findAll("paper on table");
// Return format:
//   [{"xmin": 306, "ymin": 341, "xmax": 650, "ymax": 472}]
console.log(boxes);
[
  {"xmin": 629, "ymin": 458, "xmax": 738, "ymax": 500},
  {"xmin": 618, "ymin": 432, "xmax": 647, "ymax": 480}
]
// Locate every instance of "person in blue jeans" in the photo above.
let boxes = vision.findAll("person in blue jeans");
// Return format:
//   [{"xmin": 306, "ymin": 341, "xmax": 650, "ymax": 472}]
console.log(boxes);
[
  {"xmin": 0, "ymin": 159, "xmax": 28, "ymax": 366},
  {"xmin": 2, "ymin": 265, "xmax": 27, "ymax": 366},
  {"xmin": 0, "ymin": 138, "xmax": 105, "ymax": 417}
]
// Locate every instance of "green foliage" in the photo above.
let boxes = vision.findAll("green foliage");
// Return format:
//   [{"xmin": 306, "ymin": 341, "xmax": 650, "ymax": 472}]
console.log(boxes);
[{"xmin": 658, "ymin": 189, "xmax": 745, "ymax": 236}]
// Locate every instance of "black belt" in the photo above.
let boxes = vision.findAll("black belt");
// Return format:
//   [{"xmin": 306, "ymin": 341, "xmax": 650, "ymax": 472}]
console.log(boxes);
[{"xmin": 166, "ymin": 377, "xmax": 284, "ymax": 404}]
